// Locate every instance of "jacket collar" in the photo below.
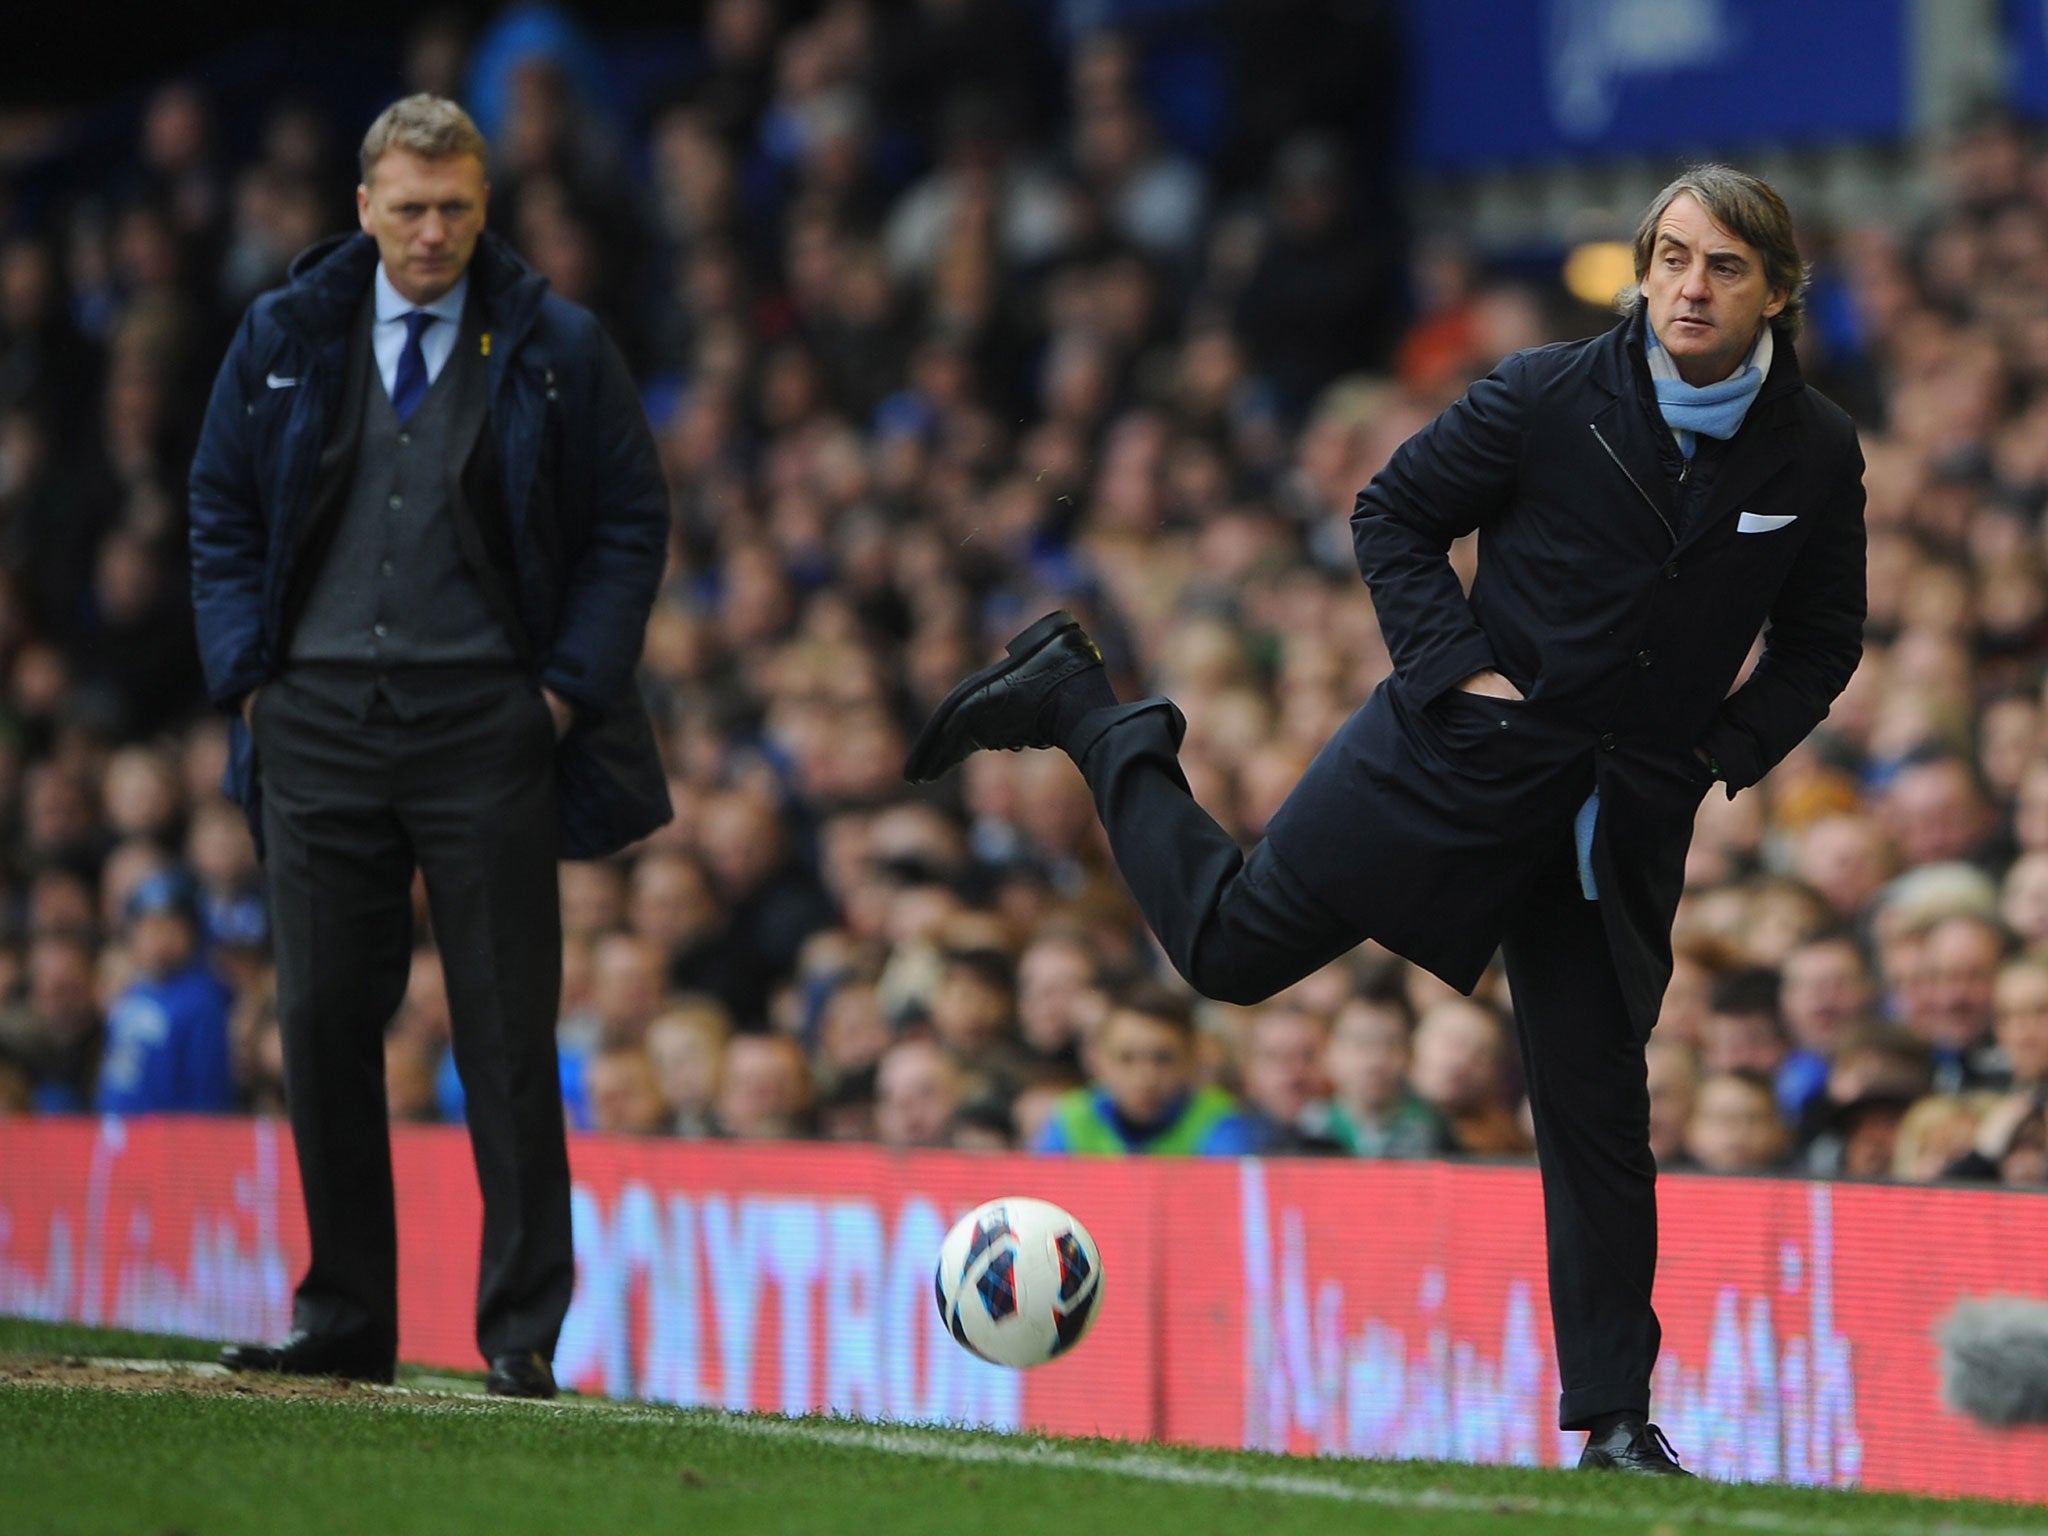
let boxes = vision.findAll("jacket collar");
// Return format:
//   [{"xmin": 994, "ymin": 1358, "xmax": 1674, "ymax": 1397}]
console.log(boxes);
[
  {"xmin": 1586, "ymin": 308, "xmax": 1805, "ymax": 546},
  {"xmin": 272, "ymin": 230, "xmax": 550, "ymax": 371},
  {"xmin": 1594, "ymin": 304, "xmax": 1806, "ymax": 408}
]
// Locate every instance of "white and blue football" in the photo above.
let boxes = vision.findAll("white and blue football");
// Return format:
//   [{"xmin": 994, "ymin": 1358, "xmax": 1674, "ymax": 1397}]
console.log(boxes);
[{"xmin": 934, "ymin": 1197, "xmax": 1103, "ymax": 1369}]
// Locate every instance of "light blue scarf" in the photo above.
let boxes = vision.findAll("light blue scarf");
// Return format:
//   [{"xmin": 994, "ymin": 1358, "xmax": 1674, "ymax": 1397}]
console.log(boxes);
[
  {"xmin": 1574, "ymin": 323, "xmax": 1774, "ymax": 900},
  {"xmin": 1644, "ymin": 323, "xmax": 1772, "ymax": 459}
]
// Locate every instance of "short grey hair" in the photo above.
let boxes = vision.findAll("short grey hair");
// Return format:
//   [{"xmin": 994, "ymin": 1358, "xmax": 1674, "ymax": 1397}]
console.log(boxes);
[
  {"xmin": 1618, "ymin": 163, "xmax": 1807, "ymax": 339},
  {"xmin": 359, "ymin": 94, "xmax": 489, "ymax": 184}
]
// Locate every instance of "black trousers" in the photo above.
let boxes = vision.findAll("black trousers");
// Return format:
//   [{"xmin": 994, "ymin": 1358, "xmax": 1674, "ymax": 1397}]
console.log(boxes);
[
  {"xmin": 254, "ymin": 668, "xmax": 571, "ymax": 1364},
  {"xmin": 1068, "ymin": 699, "xmax": 1658, "ymax": 1429}
]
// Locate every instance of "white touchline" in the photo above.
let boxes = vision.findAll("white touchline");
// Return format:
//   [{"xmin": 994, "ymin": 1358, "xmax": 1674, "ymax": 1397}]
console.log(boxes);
[
  {"xmin": 48, "ymin": 1362, "xmax": 2046, "ymax": 1536},
  {"xmin": 717, "ymin": 1418, "xmax": 2043, "ymax": 1536}
]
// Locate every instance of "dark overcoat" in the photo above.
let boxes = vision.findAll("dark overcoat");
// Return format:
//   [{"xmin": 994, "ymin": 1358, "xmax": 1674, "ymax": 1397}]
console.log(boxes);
[
  {"xmin": 1264, "ymin": 309, "xmax": 1866, "ymax": 1034},
  {"xmin": 189, "ymin": 231, "xmax": 671, "ymax": 859}
]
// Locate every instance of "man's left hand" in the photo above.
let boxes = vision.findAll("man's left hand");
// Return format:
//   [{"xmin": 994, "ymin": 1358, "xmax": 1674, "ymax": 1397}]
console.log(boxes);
[{"xmin": 542, "ymin": 687, "xmax": 574, "ymax": 741}]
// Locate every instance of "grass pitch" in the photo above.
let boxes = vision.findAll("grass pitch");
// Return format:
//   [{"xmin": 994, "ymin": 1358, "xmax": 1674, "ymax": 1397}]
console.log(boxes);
[{"xmin": 5, "ymin": 1320, "xmax": 2048, "ymax": 1536}]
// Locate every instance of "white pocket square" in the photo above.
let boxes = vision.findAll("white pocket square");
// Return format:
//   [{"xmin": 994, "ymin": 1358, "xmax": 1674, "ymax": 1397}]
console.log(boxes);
[{"xmin": 1736, "ymin": 511, "xmax": 1797, "ymax": 534}]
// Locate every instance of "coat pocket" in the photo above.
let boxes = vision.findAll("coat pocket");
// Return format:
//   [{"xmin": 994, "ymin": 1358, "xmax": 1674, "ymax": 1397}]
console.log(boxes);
[{"xmin": 1417, "ymin": 689, "xmax": 1526, "ymax": 781}]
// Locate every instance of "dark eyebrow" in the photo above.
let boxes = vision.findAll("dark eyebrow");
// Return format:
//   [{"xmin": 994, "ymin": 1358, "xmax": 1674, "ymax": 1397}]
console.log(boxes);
[{"xmin": 1656, "ymin": 230, "xmax": 1751, "ymax": 267}]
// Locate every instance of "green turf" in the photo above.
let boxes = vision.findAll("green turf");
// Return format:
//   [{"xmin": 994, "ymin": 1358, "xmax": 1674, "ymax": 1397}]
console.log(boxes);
[
  {"xmin": 5, "ymin": 1319, "xmax": 2048, "ymax": 1536},
  {"xmin": 0, "ymin": 1317, "xmax": 224, "ymax": 1365}
]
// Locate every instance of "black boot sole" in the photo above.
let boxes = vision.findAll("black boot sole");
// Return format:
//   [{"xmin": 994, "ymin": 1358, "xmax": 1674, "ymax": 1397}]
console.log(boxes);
[
  {"xmin": 1577, "ymin": 1450, "xmax": 1694, "ymax": 1476},
  {"xmin": 902, "ymin": 610, "xmax": 1080, "ymax": 783}
]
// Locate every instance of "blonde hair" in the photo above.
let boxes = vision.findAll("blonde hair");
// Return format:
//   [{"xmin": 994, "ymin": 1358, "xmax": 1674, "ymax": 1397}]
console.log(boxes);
[
  {"xmin": 1892, "ymin": 1092, "xmax": 2000, "ymax": 1179},
  {"xmin": 359, "ymin": 94, "xmax": 488, "ymax": 184}
]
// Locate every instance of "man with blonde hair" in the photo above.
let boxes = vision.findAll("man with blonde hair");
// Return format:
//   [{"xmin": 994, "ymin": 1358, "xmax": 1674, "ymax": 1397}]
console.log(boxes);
[{"xmin": 194, "ymin": 95, "xmax": 669, "ymax": 1398}]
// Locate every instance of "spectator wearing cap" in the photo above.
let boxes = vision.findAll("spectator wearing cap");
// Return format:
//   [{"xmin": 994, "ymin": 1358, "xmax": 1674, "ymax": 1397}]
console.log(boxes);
[{"xmin": 95, "ymin": 869, "xmax": 235, "ymax": 1114}]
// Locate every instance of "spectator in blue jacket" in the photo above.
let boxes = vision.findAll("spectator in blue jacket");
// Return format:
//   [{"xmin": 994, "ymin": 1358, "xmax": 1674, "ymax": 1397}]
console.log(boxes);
[{"xmin": 96, "ymin": 869, "xmax": 235, "ymax": 1115}]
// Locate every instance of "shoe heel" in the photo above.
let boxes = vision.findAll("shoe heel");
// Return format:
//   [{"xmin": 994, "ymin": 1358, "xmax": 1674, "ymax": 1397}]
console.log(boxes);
[{"xmin": 1005, "ymin": 610, "xmax": 1075, "ymax": 658}]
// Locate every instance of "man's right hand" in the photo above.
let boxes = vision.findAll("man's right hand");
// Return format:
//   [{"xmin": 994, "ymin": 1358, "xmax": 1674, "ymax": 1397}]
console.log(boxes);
[
  {"xmin": 240, "ymin": 687, "xmax": 262, "ymax": 727},
  {"xmin": 1457, "ymin": 669, "xmax": 1524, "ymax": 701}
]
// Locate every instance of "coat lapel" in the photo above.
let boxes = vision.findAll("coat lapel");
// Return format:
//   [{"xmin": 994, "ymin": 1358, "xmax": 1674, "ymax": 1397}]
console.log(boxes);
[
  {"xmin": 466, "ymin": 233, "xmax": 551, "ymax": 543},
  {"xmin": 443, "ymin": 291, "xmax": 534, "ymax": 660},
  {"xmin": 1585, "ymin": 319, "xmax": 1678, "ymax": 534},
  {"xmin": 469, "ymin": 231, "xmax": 549, "ymax": 403},
  {"xmin": 442, "ymin": 289, "xmax": 493, "ymax": 484},
  {"xmin": 1588, "ymin": 390, "xmax": 1677, "ymax": 532}
]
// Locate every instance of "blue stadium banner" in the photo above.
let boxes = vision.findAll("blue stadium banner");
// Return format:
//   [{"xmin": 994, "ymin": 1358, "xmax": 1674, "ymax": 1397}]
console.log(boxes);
[{"xmin": 1404, "ymin": 0, "xmax": 1908, "ymax": 168}]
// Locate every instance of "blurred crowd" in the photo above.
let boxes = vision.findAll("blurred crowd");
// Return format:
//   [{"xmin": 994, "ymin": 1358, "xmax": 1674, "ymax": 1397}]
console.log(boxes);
[{"xmin": 1, "ymin": 3, "xmax": 2046, "ymax": 1189}]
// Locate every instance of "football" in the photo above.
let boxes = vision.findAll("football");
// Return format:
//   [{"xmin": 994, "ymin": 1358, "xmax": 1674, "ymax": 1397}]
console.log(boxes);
[{"xmin": 934, "ymin": 1197, "xmax": 1104, "ymax": 1369}]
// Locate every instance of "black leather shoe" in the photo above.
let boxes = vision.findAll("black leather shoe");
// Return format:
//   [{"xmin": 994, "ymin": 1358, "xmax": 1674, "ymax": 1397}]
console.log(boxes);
[
  {"xmin": 220, "ymin": 1330, "xmax": 395, "ymax": 1385},
  {"xmin": 1577, "ymin": 1418, "xmax": 1693, "ymax": 1475},
  {"xmin": 486, "ymin": 1351, "xmax": 558, "ymax": 1399},
  {"xmin": 903, "ymin": 610, "xmax": 1105, "ymax": 783}
]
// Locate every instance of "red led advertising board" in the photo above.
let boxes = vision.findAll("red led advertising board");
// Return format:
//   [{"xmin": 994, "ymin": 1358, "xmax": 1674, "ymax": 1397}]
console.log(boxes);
[{"xmin": 2, "ymin": 1118, "xmax": 2044, "ymax": 1502}]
